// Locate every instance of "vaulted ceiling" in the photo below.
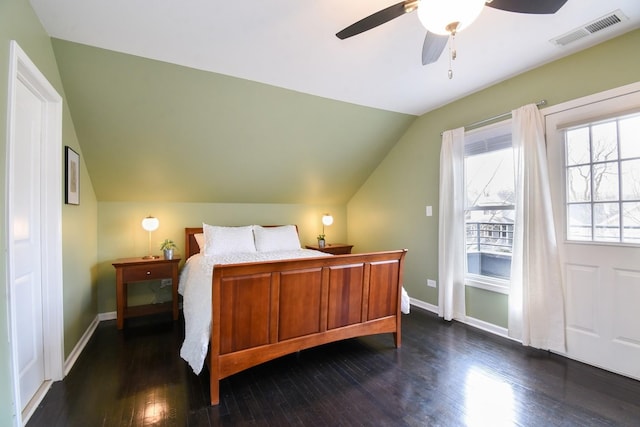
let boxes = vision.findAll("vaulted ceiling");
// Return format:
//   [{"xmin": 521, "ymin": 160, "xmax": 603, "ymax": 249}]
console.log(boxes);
[
  {"xmin": 30, "ymin": 1, "xmax": 640, "ymax": 203},
  {"xmin": 51, "ymin": 39, "xmax": 415, "ymax": 204}
]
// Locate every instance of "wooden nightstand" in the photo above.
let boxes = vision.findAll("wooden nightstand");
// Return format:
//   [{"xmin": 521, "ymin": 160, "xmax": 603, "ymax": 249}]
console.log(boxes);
[
  {"xmin": 112, "ymin": 257, "xmax": 181, "ymax": 329},
  {"xmin": 305, "ymin": 243, "xmax": 354, "ymax": 255}
]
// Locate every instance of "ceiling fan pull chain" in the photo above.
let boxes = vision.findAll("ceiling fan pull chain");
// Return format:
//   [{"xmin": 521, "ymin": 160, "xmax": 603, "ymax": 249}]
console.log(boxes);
[
  {"xmin": 451, "ymin": 32, "xmax": 457, "ymax": 61},
  {"xmin": 448, "ymin": 33, "xmax": 456, "ymax": 80}
]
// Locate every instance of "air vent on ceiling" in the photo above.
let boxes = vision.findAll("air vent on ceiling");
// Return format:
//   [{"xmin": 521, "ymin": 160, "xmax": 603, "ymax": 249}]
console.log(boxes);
[{"xmin": 550, "ymin": 10, "xmax": 628, "ymax": 47}]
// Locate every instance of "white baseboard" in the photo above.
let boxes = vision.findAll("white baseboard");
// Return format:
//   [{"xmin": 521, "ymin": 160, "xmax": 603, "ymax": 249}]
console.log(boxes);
[
  {"xmin": 409, "ymin": 297, "xmax": 438, "ymax": 314},
  {"xmin": 409, "ymin": 298, "xmax": 517, "ymax": 342},
  {"xmin": 63, "ymin": 315, "xmax": 99, "ymax": 376},
  {"xmin": 22, "ymin": 380, "xmax": 52, "ymax": 426},
  {"xmin": 98, "ymin": 311, "xmax": 117, "ymax": 321},
  {"xmin": 463, "ymin": 316, "xmax": 513, "ymax": 340},
  {"xmin": 62, "ymin": 311, "xmax": 117, "ymax": 376}
]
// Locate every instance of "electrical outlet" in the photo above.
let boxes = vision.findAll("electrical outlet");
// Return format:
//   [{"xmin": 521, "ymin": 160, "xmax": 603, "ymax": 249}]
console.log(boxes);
[
  {"xmin": 427, "ymin": 279, "xmax": 436, "ymax": 288},
  {"xmin": 160, "ymin": 279, "xmax": 172, "ymax": 288}
]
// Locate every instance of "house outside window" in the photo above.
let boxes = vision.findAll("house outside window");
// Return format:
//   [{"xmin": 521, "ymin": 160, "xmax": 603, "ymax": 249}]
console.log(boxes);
[
  {"xmin": 564, "ymin": 113, "xmax": 640, "ymax": 244},
  {"xmin": 464, "ymin": 122, "xmax": 514, "ymax": 292}
]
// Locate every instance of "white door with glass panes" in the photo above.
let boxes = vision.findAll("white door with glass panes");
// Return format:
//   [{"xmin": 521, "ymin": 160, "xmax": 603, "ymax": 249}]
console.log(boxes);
[{"xmin": 546, "ymin": 88, "xmax": 640, "ymax": 380}]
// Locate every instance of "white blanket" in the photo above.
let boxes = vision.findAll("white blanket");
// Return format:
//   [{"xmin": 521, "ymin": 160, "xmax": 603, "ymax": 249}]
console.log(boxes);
[{"xmin": 179, "ymin": 250, "xmax": 410, "ymax": 374}]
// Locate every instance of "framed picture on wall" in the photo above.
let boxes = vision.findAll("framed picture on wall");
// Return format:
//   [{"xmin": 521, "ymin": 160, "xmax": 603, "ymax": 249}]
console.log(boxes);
[{"xmin": 65, "ymin": 146, "xmax": 80, "ymax": 205}]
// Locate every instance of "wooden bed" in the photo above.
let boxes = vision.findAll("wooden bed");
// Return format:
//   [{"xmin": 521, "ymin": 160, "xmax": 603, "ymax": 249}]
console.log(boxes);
[{"xmin": 183, "ymin": 227, "xmax": 407, "ymax": 405}]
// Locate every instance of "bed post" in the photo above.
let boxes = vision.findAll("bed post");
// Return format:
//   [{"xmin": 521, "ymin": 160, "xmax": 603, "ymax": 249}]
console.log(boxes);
[
  {"xmin": 210, "ymin": 372, "xmax": 220, "ymax": 406},
  {"xmin": 393, "ymin": 249, "xmax": 407, "ymax": 348},
  {"xmin": 210, "ymin": 268, "xmax": 222, "ymax": 405},
  {"xmin": 393, "ymin": 321, "xmax": 402, "ymax": 348}
]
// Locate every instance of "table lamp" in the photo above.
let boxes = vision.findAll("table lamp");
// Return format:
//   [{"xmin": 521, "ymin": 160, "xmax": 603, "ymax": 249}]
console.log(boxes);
[
  {"xmin": 141, "ymin": 216, "xmax": 159, "ymax": 259},
  {"xmin": 322, "ymin": 213, "xmax": 334, "ymax": 242}
]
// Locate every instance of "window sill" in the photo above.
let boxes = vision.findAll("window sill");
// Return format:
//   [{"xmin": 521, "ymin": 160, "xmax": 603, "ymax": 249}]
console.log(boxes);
[{"xmin": 465, "ymin": 275, "xmax": 510, "ymax": 295}]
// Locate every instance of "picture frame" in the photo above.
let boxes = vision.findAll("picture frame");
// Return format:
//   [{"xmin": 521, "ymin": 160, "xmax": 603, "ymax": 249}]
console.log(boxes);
[{"xmin": 65, "ymin": 146, "xmax": 80, "ymax": 205}]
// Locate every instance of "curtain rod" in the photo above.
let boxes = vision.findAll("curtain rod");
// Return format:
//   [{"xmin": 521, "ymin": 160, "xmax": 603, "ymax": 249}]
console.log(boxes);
[{"xmin": 441, "ymin": 100, "xmax": 547, "ymax": 135}]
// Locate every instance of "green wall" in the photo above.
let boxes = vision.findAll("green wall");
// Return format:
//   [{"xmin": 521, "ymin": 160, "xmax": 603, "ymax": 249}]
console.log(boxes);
[
  {"xmin": 50, "ymin": 39, "xmax": 416, "ymax": 206},
  {"xmin": 97, "ymin": 202, "xmax": 347, "ymax": 313},
  {"xmin": 348, "ymin": 29, "xmax": 640, "ymax": 327},
  {"xmin": 0, "ymin": 0, "xmax": 99, "ymax": 423}
]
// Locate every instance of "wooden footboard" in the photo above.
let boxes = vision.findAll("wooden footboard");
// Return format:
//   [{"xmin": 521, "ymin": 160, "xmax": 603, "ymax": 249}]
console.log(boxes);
[{"xmin": 208, "ymin": 250, "xmax": 407, "ymax": 405}]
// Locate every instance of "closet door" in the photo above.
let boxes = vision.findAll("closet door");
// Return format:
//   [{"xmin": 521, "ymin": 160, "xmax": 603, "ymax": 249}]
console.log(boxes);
[{"xmin": 12, "ymin": 74, "xmax": 46, "ymax": 411}]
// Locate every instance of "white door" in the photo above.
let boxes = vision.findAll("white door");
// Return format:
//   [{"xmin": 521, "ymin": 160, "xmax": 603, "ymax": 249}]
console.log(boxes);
[
  {"xmin": 7, "ymin": 41, "xmax": 64, "ymax": 425},
  {"xmin": 545, "ymin": 86, "xmax": 640, "ymax": 380},
  {"xmin": 12, "ymin": 78, "xmax": 46, "ymax": 409}
]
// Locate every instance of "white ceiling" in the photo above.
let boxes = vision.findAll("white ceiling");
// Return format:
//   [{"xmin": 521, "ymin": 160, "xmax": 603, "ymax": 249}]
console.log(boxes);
[{"xmin": 30, "ymin": 0, "xmax": 640, "ymax": 116}]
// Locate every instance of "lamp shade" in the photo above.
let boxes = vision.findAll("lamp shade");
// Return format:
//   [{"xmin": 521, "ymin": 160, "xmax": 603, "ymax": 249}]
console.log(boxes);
[
  {"xmin": 322, "ymin": 214, "xmax": 334, "ymax": 227},
  {"xmin": 417, "ymin": 0, "xmax": 485, "ymax": 35},
  {"xmin": 141, "ymin": 216, "xmax": 159, "ymax": 232}
]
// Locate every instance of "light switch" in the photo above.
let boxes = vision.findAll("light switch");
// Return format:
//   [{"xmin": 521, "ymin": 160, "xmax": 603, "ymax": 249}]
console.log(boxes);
[{"xmin": 426, "ymin": 206, "xmax": 433, "ymax": 217}]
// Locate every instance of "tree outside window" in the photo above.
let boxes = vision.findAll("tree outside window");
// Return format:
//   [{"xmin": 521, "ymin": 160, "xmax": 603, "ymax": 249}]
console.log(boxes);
[{"xmin": 565, "ymin": 114, "xmax": 640, "ymax": 244}]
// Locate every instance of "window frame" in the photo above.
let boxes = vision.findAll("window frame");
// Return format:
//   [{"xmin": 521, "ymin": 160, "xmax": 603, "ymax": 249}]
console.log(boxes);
[
  {"xmin": 562, "ymin": 112, "xmax": 640, "ymax": 246},
  {"xmin": 543, "ymin": 81, "xmax": 640, "ymax": 250},
  {"xmin": 463, "ymin": 120, "xmax": 514, "ymax": 294}
]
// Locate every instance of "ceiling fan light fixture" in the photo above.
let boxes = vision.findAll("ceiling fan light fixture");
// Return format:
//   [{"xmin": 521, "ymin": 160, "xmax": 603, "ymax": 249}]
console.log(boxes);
[{"xmin": 417, "ymin": 0, "xmax": 486, "ymax": 35}]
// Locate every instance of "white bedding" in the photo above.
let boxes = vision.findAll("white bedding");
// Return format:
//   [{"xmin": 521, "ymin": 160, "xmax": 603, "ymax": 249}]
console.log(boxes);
[{"xmin": 179, "ymin": 250, "xmax": 411, "ymax": 374}]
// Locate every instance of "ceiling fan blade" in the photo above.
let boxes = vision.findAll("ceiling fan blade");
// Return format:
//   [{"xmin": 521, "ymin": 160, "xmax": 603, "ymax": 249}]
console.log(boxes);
[
  {"xmin": 336, "ymin": 1, "xmax": 411, "ymax": 40},
  {"xmin": 486, "ymin": 0, "xmax": 568, "ymax": 14},
  {"xmin": 422, "ymin": 32, "xmax": 448, "ymax": 65}
]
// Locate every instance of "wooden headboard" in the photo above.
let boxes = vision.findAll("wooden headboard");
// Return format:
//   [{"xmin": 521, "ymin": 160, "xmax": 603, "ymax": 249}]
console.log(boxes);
[
  {"xmin": 184, "ymin": 227, "xmax": 204, "ymax": 259},
  {"xmin": 184, "ymin": 225, "xmax": 299, "ymax": 259}
]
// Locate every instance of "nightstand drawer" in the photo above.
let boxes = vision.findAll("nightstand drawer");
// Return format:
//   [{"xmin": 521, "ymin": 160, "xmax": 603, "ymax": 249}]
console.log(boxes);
[{"xmin": 122, "ymin": 263, "xmax": 173, "ymax": 282}]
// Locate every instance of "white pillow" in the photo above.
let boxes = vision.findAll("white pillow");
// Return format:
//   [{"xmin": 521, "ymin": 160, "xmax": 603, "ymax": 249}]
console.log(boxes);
[
  {"xmin": 202, "ymin": 224, "xmax": 256, "ymax": 256},
  {"xmin": 194, "ymin": 233, "xmax": 205, "ymax": 253},
  {"xmin": 253, "ymin": 225, "xmax": 301, "ymax": 252}
]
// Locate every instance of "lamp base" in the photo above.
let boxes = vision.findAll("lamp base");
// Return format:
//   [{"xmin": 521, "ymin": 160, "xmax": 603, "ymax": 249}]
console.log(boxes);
[{"xmin": 142, "ymin": 255, "xmax": 159, "ymax": 260}]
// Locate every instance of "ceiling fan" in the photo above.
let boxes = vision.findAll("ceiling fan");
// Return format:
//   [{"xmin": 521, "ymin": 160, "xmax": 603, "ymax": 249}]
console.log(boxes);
[{"xmin": 336, "ymin": 0, "xmax": 569, "ymax": 71}]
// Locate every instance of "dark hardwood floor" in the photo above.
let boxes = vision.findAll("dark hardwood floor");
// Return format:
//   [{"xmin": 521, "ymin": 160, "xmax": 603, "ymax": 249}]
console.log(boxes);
[{"xmin": 28, "ymin": 308, "xmax": 640, "ymax": 426}]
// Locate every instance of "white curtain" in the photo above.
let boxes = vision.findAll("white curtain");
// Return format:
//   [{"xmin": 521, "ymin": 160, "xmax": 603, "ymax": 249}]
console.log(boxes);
[
  {"xmin": 509, "ymin": 104, "xmax": 566, "ymax": 352},
  {"xmin": 438, "ymin": 128, "xmax": 466, "ymax": 321}
]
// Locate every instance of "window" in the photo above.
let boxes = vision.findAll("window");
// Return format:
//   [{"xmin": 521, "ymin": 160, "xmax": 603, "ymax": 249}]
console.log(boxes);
[
  {"xmin": 464, "ymin": 122, "xmax": 514, "ymax": 287},
  {"xmin": 564, "ymin": 113, "xmax": 640, "ymax": 244}
]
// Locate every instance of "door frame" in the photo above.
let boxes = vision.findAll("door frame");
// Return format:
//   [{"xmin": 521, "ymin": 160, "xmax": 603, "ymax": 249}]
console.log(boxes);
[
  {"xmin": 6, "ymin": 40, "xmax": 64, "ymax": 425},
  {"xmin": 542, "ymin": 81, "xmax": 640, "ymax": 380}
]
